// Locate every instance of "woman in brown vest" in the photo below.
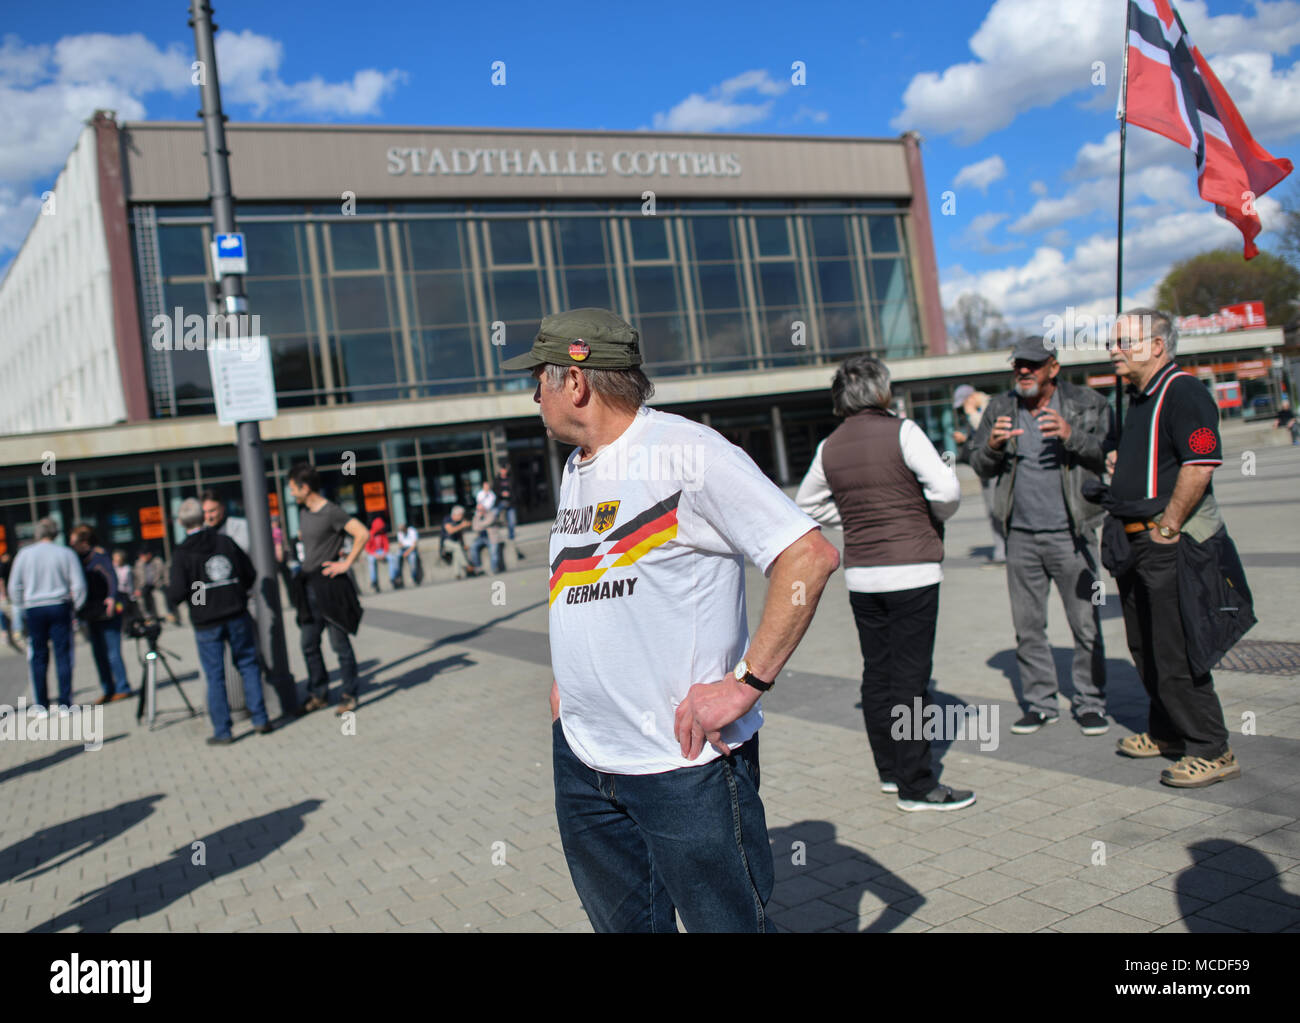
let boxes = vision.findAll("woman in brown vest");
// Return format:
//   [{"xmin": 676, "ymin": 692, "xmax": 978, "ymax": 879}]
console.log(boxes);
[{"xmin": 796, "ymin": 355, "xmax": 976, "ymax": 812}]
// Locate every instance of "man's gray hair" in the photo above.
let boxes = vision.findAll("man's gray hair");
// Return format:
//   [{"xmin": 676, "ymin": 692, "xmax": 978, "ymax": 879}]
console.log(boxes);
[
  {"xmin": 1123, "ymin": 307, "xmax": 1178, "ymax": 356},
  {"xmin": 35, "ymin": 517, "xmax": 59, "ymax": 540},
  {"xmin": 178, "ymin": 497, "xmax": 204, "ymax": 530},
  {"xmin": 544, "ymin": 364, "xmax": 656, "ymax": 416},
  {"xmin": 831, "ymin": 354, "xmax": 893, "ymax": 417}
]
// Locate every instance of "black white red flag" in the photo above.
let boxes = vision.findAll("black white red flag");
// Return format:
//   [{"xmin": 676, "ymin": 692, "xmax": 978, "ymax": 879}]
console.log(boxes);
[{"xmin": 1124, "ymin": 0, "xmax": 1292, "ymax": 258}]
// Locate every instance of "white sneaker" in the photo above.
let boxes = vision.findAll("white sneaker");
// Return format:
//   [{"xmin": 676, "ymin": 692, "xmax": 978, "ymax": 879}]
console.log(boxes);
[
  {"xmin": 880, "ymin": 781, "xmax": 899, "ymax": 794},
  {"xmin": 30, "ymin": 705, "xmax": 49, "ymax": 719},
  {"xmin": 58, "ymin": 705, "xmax": 73, "ymax": 717}
]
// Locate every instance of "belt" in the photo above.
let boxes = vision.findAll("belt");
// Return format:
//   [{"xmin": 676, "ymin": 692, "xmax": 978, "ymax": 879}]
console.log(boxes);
[{"xmin": 1122, "ymin": 519, "xmax": 1159, "ymax": 534}]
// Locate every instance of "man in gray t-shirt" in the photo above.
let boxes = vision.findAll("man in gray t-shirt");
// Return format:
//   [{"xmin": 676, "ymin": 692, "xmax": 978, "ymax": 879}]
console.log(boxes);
[
  {"xmin": 972, "ymin": 336, "xmax": 1115, "ymax": 738},
  {"xmin": 287, "ymin": 464, "xmax": 369, "ymax": 715}
]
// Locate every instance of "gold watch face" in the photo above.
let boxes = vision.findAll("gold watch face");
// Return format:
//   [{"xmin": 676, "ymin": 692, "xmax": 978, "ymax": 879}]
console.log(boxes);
[{"xmin": 734, "ymin": 659, "xmax": 749, "ymax": 682}]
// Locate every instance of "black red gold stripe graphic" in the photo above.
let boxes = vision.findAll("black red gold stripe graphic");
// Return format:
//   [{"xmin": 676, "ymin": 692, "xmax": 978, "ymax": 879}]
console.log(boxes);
[{"xmin": 549, "ymin": 491, "xmax": 681, "ymax": 605}]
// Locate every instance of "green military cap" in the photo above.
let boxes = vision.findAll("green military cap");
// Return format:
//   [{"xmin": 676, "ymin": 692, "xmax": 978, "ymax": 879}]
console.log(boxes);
[{"xmin": 500, "ymin": 308, "xmax": 642, "ymax": 371}]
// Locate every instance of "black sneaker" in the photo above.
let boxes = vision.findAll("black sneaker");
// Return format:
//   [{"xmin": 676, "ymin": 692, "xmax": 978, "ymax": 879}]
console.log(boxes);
[
  {"xmin": 253, "ymin": 723, "xmax": 274, "ymax": 735},
  {"xmin": 898, "ymin": 784, "xmax": 976, "ymax": 813},
  {"xmin": 206, "ymin": 735, "xmax": 233, "ymax": 746},
  {"xmin": 1076, "ymin": 712, "xmax": 1110, "ymax": 735},
  {"xmin": 1011, "ymin": 711, "xmax": 1059, "ymax": 734}
]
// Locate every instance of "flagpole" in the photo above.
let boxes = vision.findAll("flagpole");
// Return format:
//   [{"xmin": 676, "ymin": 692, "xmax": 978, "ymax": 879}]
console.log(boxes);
[{"xmin": 1114, "ymin": 0, "xmax": 1132, "ymax": 436}]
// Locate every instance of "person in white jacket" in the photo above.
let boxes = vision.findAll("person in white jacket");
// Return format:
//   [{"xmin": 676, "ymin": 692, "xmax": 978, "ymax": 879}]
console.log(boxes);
[{"xmin": 796, "ymin": 355, "xmax": 974, "ymax": 813}]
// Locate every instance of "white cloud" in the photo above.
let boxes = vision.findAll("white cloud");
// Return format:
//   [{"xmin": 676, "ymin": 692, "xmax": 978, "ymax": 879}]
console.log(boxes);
[
  {"xmin": 1009, "ymin": 166, "xmax": 1197, "ymax": 235},
  {"xmin": 649, "ymin": 69, "xmax": 788, "ymax": 133},
  {"xmin": 953, "ymin": 154, "xmax": 1006, "ymax": 192},
  {"xmin": 942, "ymin": 199, "xmax": 1282, "ymax": 331},
  {"xmin": 1030, "ymin": 180, "xmax": 1049, "ymax": 196},
  {"xmin": 891, "ymin": 0, "xmax": 1300, "ymax": 145},
  {"xmin": 0, "ymin": 29, "xmax": 407, "ymax": 261},
  {"xmin": 954, "ymin": 210, "xmax": 1019, "ymax": 254}
]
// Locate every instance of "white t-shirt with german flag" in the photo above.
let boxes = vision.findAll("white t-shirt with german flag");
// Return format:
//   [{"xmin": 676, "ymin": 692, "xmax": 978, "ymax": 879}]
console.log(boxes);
[{"xmin": 549, "ymin": 406, "xmax": 818, "ymax": 775}]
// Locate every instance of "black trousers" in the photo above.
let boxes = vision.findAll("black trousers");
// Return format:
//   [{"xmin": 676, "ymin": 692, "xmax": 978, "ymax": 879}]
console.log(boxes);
[
  {"xmin": 849, "ymin": 583, "xmax": 940, "ymax": 800},
  {"xmin": 1117, "ymin": 533, "xmax": 1229, "ymax": 759}
]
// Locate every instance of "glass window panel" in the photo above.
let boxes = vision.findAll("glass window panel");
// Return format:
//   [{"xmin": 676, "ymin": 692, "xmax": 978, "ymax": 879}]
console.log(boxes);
[
  {"xmin": 867, "ymin": 215, "xmax": 901, "ymax": 254},
  {"xmin": 822, "ymin": 307, "xmax": 865, "ymax": 352},
  {"xmin": 487, "ymin": 219, "xmax": 533, "ymax": 265},
  {"xmin": 817, "ymin": 260, "xmax": 857, "ymax": 306},
  {"xmin": 330, "ymin": 276, "xmax": 392, "ymax": 332},
  {"xmin": 411, "ymin": 272, "xmax": 470, "ymax": 326},
  {"xmin": 489, "ymin": 269, "xmax": 543, "ymax": 323},
  {"xmin": 383, "ymin": 439, "xmax": 418, "ymax": 460},
  {"xmin": 155, "ymin": 204, "xmax": 213, "ymax": 220},
  {"xmin": 758, "ymin": 263, "xmax": 801, "ymax": 308},
  {"xmin": 695, "ymin": 263, "xmax": 742, "ymax": 311},
  {"xmin": 553, "ymin": 218, "xmax": 606, "ymax": 265},
  {"xmin": 418, "ymin": 327, "xmax": 478, "ymax": 388},
  {"xmin": 809, "ymin": 216, "xmax": 851, "ymax": 259},
  {"xmin": 157, "ymin": 224, "xmax": 208, "ymax": 277},
  {"xmin": 74, "ymin": 466, "xmax": 157, "ymax": 492},
  {"xmin": 702, "ymin": 312, "xmax": 750, "ymax": 366},
  {"xmin": 238, "ymin": 204, "xmax": 312, "ymax": 217},
  {"xmin": 562, "ymin": 267, "xmax": 613, "ymax": 310},
  {"xmin": 626, "ymin": 217, "xmax": 670, "ymax": 261},
  {"xmin": 753, "ymin": 217, "xmax": 791, "ymax": 257},
  {"xmin": 161, "ymin": 281, "xmax": 209, "ymax": 319},
  {"xmin": 170, "ymin": 350, "xmax": 215, "ymax": 413},
  {"xmin": 336, "ymin": 332, "xmax": 400, "ymax": 402},
  {"xmin": 241, "ymin": 222, "xmax": 303, "ymax": 276},
  {"xmin": 329, "ymin": 222, "xmax": 381, "ymax": 271},
  {"xmin": 245, "ymin": 277, "xmax": 311, "ymax": 335},
  {"xmin": 637, "ymin": 313, "xmax": 690, "ymax": 373},
  {"xmin": 870, "ymin": 258, "xmax": 909, "ymax": 306},
  {"xmin": 633, "ymin": 266, "xmax": 680, "ymax": 314},
  {"xmin": 270, "ymin": 336, "xmax": 317, "ymax": 406},
  {"xmin": 877, "ymin": 302, "xmax": 918, "ymax": 355},
  {"xmin": 689, "ymin": 217, "xmax": 734, "ymax": 262},
  {"xmin": 406, "ymin": 220, "xmax": 465, "ymax": 271}
]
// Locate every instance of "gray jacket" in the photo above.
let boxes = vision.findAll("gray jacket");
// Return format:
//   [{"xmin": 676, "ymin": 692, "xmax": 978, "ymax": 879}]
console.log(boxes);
[{"xmin": 969, "ymin": 380, "xmax": 1116, "ymax": 536}]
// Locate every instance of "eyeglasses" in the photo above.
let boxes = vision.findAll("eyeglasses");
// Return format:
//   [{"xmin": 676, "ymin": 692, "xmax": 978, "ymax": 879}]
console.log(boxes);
[{"xmin": 1106, "ymin": 336, "xmax": 1139, "ymax": 351}]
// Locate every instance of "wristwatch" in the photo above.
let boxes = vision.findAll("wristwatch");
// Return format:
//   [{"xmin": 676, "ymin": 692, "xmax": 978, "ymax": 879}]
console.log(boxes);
[
  {"xmin": 1155, "ymin": 521, "xmax": 1180, "ymax": 539},
  {"xmin": 733, "ymin": 658, "xmax": 773, "ymax": 692}
]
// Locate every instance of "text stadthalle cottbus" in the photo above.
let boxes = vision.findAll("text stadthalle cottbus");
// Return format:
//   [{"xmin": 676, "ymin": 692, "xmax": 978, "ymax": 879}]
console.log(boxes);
[{"xmin": 387, "ymin": 147, "xmax": 742, "ymax": 178}]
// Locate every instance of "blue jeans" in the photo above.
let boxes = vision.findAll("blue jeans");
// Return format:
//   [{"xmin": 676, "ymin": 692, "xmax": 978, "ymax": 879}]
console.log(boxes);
[
  {"xmin": 87, "ymin": 617, "xmax": 132, "ymax": 697},
  {"xmin": 24, "ymin": 603, "xmax": 74, "ymax": 708},
  {"xmin": 552, "ymin": 718, "xmax": 774, "ymax": 932},
  {"xmin": 193, "ymin": 612, "xmax": 269, "ymax": 738},
  {"xmin": 504, "ymin": 506, "xmax": 517, "ymax": 540},
  {"xmin": 470, "ymin": 531, "xmax": 503, "ymax": 573}
]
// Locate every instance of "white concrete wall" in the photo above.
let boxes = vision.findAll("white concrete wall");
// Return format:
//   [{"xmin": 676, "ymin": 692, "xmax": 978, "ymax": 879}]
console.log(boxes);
[{"xmin": 0, "ymin": 123, "xmax": 126, "ymax": 435}]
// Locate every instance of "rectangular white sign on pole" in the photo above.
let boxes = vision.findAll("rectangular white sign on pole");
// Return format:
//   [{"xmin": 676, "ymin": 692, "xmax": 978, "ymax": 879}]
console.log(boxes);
[{"xmin": 208, "ymin": 336, "xmax": 277, "ymax": 425}]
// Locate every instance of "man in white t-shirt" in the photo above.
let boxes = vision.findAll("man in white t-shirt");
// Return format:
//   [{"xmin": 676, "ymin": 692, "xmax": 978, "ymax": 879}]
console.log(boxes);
[{"xmin": 502, "ymin": 308, "xmax": 840, "ymax": 932}]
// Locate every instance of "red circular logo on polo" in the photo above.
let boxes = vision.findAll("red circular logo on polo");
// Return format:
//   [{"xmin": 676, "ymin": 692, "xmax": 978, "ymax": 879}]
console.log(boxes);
[
  {"xmin": 568, "ymin": 340, "xmax": 589, "ymax": 361},
  {"xmin": 1189, "ymin": 428, "xmax": 1217, "ymax": 455}
]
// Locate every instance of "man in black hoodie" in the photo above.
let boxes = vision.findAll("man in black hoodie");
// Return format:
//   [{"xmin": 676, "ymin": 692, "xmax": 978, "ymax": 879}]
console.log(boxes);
[{"xmin": 166, "ymin": 498, "xmax": 272, "ymax": 745}]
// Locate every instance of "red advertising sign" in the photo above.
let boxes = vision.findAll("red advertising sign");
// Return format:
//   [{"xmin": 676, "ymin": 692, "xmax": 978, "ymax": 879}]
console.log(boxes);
[
  {"xmin": 1176, "ymin": 301, "xmax": 1266, "ymax": 336},
  {"xmin": 139, "ymin": 505, "xmax": 165, "ymax": 540},
  {"xmin": 268, "ymin": 492, "xmax": 280, "ymax": 516},
  {"xmin": 1213, "ymin": 381, "xmax": 1242, "ymax": 410},
  {"xmin": 362, "ymin": 481, "xmax": 387, "ymax": 514}
]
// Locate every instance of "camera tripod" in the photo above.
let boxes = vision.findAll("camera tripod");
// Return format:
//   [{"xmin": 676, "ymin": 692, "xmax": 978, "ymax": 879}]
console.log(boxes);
[{"xmin": 134, "ymin": 630, "xmax": 199, "ymax": 730}]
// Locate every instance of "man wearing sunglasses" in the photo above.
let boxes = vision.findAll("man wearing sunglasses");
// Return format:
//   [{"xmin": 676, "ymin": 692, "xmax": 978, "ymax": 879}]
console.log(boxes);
[
  {"xmin": 970, "ymin": 336, "xmax": 1116, "ymax": 737},
  {"xmin": 1103, "ymin": 309, "xmax": 1243, "ymax": 788}
]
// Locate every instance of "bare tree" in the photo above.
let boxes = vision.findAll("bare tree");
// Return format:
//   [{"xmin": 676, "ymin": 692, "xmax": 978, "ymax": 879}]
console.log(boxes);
[{"xmin": 946, "ymin": 292, "xmax": 1015, "ymax": 352}]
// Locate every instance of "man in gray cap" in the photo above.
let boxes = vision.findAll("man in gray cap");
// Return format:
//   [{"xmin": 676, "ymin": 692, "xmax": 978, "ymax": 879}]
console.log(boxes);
[
  {"xmin": 970, "ymin": 336, "xmax": 1116, "ymax": 736},
  {"xmin": 503, "ymin": 308, "xmax": 840, "ymax": 932}
]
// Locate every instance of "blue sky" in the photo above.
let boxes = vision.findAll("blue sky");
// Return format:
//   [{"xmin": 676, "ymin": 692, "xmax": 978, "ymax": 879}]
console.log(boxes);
[{"xmin": 2, "ymin": 0, "xmax": 1298, "ymax": 333}]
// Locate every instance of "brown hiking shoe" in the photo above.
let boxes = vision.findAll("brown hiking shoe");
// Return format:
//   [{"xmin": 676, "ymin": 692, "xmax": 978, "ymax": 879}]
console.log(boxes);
[
  {"xmin": 301, "ymin": 696, "xmax": 328, "ymax": 713},
  {"xmin": 1161, "ymin": 750, "xmax": 1241, "ymax": 788},
  {"xmin": 1116, "ymin": 732, "xmax": 1184, "ymax": 758},
  {"xmin": 335, "ymin": 696, "xmax": 357, "ymax": 716}
]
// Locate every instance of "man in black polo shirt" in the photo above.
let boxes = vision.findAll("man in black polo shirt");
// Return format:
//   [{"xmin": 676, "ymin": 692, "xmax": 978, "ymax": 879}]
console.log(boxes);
[{"xmin": 1105, "ymin": 308, "xmax": 1238, "ymax": 787}]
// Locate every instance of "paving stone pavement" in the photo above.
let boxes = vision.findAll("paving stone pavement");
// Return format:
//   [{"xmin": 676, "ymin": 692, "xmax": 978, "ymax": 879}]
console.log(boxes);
[{"xmin": 1, "ymin": 440, "xmax": 1297, "ymax": 933}]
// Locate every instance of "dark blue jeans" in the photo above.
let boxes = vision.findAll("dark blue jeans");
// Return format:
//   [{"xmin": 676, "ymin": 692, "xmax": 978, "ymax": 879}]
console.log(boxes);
[
  {"xmin": 86, "ymin": 618, "xmax": 132, "ymax": 697},
  {"xmin": 552, "ymin": 718, "xmax": 774, "ymax": 932},
  {"xmin": 24, "ymin": 603, "xmax": 74, "ymax": 708},
  {"xmin": 193, "ymin": 612, "xmax": 268, "ymax": 738}
]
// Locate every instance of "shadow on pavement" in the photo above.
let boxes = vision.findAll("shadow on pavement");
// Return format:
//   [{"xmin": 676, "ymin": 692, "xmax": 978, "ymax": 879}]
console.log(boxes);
[
  {"xmin": 27, "ymin": 799, "xmax": 324, "ymax": 933},
  {"xmin": 1176, "ymin": 840, "xmax": 1298, "ymax": 931},
  {"xmin": 0, "ymin": 793, "xmax": 164, "ymax": 885},
  {"xmin": 769, "ymin": 820, "xmax": 923, "ymax": 932},
  {"xmin": 0, "ymin": 733, "xmax": 126, "ymax": 787},
  {"xmin": 985, "ymin": 648, "xmax": 1148, "ymax": 733},
  {"xmin": 360, "ymin": 652, "xmax": 476, "ymax": 711}
]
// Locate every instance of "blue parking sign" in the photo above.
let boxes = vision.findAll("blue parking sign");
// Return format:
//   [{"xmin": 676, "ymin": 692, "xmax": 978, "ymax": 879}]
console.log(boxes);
[{"xmin": 211, "ymin": 232, "xmax": 248, "ymax": 277}]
